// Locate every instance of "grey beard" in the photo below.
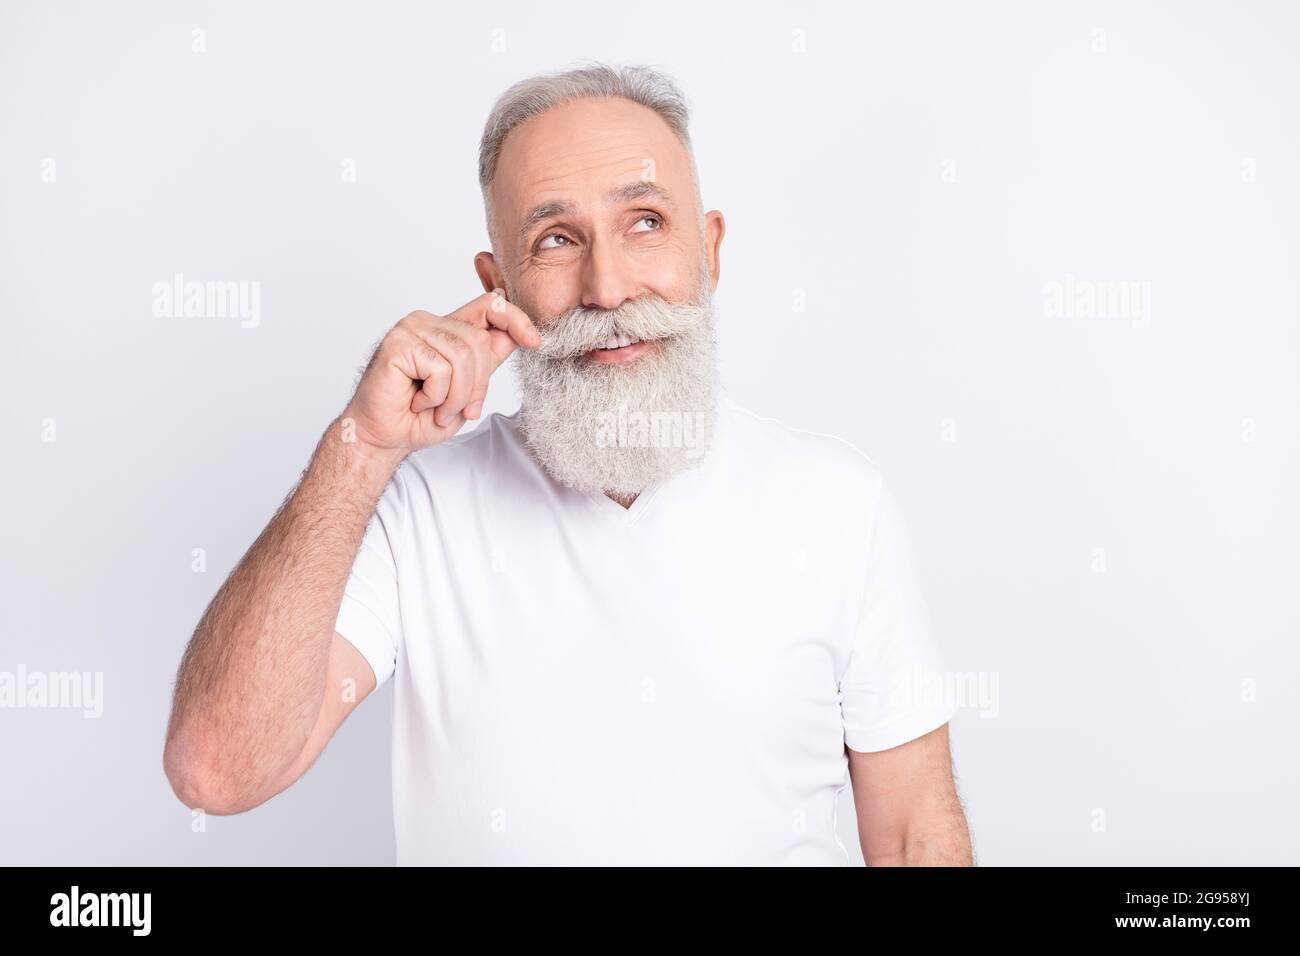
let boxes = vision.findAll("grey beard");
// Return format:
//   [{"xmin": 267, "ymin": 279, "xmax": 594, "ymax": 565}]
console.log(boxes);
[{"xmin": 512, "ymin": 291, "xmax": 719, "ymax": 498}]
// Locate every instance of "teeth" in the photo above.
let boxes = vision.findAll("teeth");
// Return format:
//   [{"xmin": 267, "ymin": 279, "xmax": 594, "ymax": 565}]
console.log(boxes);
[{"xmin": 597, "ymin": 334, "xmax": 641, "ymax": 350}]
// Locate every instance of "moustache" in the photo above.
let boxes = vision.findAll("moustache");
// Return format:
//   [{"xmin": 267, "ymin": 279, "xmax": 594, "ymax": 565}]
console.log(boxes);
[{"xmin": 530, "ymin": 293, "xmax": 710, "ymax": 361}]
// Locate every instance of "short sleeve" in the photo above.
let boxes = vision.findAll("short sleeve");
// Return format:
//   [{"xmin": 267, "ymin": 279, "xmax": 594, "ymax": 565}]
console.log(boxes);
[
  {"xmin": 333, "ymin": 468, "xmax": 406, "ymax": 688},
  {"xmin": 840, "ymin": 474, "xmax": 957, "ymax": 753}
]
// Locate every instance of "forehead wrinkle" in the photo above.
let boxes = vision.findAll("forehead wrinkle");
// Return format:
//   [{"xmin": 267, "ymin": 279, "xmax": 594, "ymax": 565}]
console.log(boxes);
[
  {"xmin": 518, "ymin": 139, "xmax": 648, "ymax": 191},
  {"xmin": 508, "ymin": 119, "xmax": 677, "ymax": 197}
]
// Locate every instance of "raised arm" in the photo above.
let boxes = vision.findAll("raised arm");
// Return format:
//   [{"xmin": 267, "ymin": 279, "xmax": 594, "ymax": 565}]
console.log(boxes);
[
  {"xmin": 162, "ymin": 292, "xmax": 541, "ymax": 815},
  {"xmin": 163, "ymin": 421, "xmax": 404, "ymax": 814}
]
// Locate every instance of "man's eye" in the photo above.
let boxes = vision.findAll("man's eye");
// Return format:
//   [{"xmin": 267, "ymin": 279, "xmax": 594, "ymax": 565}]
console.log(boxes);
[
  {"xmin": 631, "ymin": 215, "xmax": 662, "ymax": 232},
  {"xmin": 538, "ymin": 233, "xmax": 571, "ymax": 250}
]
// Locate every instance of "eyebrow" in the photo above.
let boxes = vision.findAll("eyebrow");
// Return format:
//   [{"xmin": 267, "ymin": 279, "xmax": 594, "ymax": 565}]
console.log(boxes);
[{"xmin": 517, "ymin": 181, "xmax": 676, "ymax": 247}]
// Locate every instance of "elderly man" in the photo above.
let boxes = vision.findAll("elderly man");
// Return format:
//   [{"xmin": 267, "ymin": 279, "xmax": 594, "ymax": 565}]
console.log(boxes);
[{"xmin": 164, "ymin": 63, "xmax": 972, "ymax": 866}]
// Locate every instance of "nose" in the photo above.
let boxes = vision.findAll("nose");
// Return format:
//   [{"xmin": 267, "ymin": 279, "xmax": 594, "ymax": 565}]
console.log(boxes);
[{"xmin": 579, "ymin": 234, "xmax": 639, "ymax": 311}]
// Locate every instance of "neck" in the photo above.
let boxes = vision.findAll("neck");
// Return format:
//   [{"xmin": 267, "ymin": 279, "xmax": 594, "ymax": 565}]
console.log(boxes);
[{"xmin": 605, "ymin": 490, "xmax": 639, "ymax": 509}]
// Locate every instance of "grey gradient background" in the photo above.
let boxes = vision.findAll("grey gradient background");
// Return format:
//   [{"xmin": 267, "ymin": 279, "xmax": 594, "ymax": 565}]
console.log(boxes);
[{"xmin": 2, "ymin": 0, "xmax": 1297, "ymax": 865}]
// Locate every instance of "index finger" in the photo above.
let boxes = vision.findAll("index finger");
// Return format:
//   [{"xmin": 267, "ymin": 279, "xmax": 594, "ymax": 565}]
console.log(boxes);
[{"xmin": 483, "ymin": 288, "xmax": 542, "ymax": 351}]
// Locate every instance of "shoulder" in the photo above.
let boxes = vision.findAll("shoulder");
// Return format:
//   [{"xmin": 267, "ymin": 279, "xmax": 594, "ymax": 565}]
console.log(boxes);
[
  {"xmin": 394, "ymin": 410, "xmax": 529, "ymax": 496},
  {"xmin": 718, "ymin": 394, "xmax": 887, "ymax": 501}
]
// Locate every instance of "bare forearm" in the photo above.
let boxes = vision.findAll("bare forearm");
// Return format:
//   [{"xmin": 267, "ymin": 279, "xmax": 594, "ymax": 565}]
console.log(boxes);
[
  {"xmin": 864, "ymin": 812, "xmax": 973, "ymax": 866},
  {"xmin": 164, "ymin": 417, "xmax": 402, "ymax": 811}
]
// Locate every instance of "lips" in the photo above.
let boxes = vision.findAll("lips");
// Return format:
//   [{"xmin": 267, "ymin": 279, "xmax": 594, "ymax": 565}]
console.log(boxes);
[{"xmin": 586, "ymin": 336, "xmax": 655, "ymax": 365}]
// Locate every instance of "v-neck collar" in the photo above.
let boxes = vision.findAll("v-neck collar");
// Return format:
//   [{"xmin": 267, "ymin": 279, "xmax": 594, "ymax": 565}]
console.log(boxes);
[{"xmin": 579, "ymin": 478, "xmax": 667, "ymax": 527}]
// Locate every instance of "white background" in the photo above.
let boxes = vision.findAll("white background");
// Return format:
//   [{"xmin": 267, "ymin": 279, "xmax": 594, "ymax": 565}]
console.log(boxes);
[{"xmin": 2, "ymin": 0, "xmax": 1297, "ymax": 864}]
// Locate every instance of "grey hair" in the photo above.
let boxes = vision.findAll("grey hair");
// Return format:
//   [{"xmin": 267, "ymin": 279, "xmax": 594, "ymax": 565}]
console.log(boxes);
[{"xmin": 478, "ymin": 61, "xmax": 702, "ymax": 255}]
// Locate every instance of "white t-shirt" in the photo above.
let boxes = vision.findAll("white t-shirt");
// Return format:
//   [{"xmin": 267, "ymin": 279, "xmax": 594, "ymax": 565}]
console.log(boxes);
[{"xmin": 334, "ymin": 389, "xmax": 957, "ymax": 865}]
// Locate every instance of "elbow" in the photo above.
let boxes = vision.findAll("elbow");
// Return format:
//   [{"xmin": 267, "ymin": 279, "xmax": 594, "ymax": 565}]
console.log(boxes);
[{"xmin": 162, "ymin": 734, "xmax": 255, "ymax": 817}]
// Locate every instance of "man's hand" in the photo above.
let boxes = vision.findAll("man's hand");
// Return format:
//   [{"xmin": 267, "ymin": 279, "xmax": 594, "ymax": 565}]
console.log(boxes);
[{"xmin": 341, "ymin": 290, "xmax": 541, "ymax": 459}]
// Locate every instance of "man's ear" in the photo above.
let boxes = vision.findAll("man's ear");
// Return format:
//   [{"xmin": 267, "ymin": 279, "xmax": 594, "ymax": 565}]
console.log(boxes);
[
  {"xmin": 474, "ymin": 251, "xmax": 505, "ymax": 295},
  {"xmin": 704, "ymin": 210, "xmax": 725, "ymax": 290}
]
